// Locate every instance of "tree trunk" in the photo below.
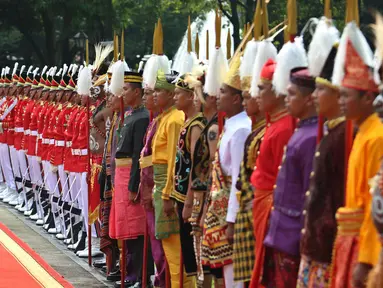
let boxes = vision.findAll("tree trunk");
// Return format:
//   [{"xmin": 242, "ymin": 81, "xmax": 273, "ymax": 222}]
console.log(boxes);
[
  {"xmin": 230, "ymin": 0, "xmax": 241, "ymax": 49},
  {"xmin": 42, "ymin": 10, "xmax": 55, "ymax": 65},
  {"xmin": 245, "ymin": 0, "xmax": 256, "ymax": 23}
]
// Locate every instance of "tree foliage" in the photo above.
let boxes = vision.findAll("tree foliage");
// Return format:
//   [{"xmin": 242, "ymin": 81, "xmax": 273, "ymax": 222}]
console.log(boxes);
[{"xmin": 0, "ymin": 0, "xmax": 382, "ymax": 69}]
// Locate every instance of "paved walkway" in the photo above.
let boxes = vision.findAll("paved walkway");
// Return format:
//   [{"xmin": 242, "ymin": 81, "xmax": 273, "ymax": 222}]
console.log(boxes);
[{"xmin": 0, "ymin": 202, "xmax": 112, "ymax": 288}]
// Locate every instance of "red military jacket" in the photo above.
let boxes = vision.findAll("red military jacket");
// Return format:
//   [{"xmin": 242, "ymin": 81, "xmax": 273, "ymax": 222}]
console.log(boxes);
[
  {"xmin": 49, "ymin": 102, "xmax": 73, "ymax": 166},
  {"xmin": 41, "ymin": 103, "xmax": 58, "ymax": 161},
  {"xmin": 36, "ymin": 102, "xmax": 51, "ymax": 159},
  {"xmin": 22, "ymin": 98, "xmax": 36, "ymax": 152},
  {"xmin": 0, "ymin": 98, "xmax": 8, "ymax": 143},
  {"xmin": 28, "ymin": 101, "xmax": 44, "ymax": 156},
  {"xmin": 14, "ymin": 97, "xmax": 28, "ymax": 151},
  {"xmin": 3, "ymin": 96, "xmax": 18, "ymax": 147},
  {"xmin": 71, "ymin": 107, "xmax": 87, "ymax": 173},
  {"xmin": 63, "ymin": 105, "xmax": 81, "ymax": 172}
]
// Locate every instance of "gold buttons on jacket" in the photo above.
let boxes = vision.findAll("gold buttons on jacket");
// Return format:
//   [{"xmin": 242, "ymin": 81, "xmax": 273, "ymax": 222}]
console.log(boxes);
[
  {"xmin": 303, "ymin": 210, "xmax": 307, "ymax": 215},
  {"xmin": 315, "ymin": 151, "xmax": 320, "ymax": 157},
  {"xmin": 305, "ymin": 190, "xmax": 310, "ymax": 196},
  {"xmin": 278, "ymin": 165, "xmax": 281, "ymax": 170},
  {"xmin": 310, "ymin": 171, "xmax": 315, "ymax": 178},
  {"xmin": 301, "ymin": 229, "xmax": 306, "ymax": 234},
  {"xmin": 273, "ymin": 184, "xmax": 277, "ymax": 189}
]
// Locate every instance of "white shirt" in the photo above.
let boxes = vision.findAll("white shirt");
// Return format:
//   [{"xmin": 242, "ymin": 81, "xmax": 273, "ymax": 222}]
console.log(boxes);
[{"xmin": 219, "ymin": 111, "xmax": 251, "ymax": 223}]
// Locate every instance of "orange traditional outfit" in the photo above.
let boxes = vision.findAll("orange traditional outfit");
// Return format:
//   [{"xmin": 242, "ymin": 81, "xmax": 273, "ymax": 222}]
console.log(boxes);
[{"xmin": 331, "ymin": 23, "xmax": 383, "ymax": 288}]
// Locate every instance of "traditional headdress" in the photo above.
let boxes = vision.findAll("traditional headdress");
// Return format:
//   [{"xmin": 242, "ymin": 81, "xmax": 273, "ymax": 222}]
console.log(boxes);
[
  {"xmin": 143, "ymin": 19, "xmax": 171, "ymax": 89},
  {"xmin": 204, "ymin": 10, "xmax": 229, "ymax": 96},
  {"xmin": 290, "ymin": 67, "xmax": 315, "ymax": 89},
  {"xmin": 240, "ymin": 0, "xmax": 262, "ymax": 92},
  {"xmin": 77, "ymin": 66, "xmax": 92, "ymax": 96},
  {"xmin": 154, "ymin": 70, "xmax": 178, "ymax": 92}
]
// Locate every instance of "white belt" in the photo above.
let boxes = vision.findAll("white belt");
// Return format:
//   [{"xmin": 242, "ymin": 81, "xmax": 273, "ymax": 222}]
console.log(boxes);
[
  {"xmin": 30, "ymin": 131, "xmax": 38, "ymax": 136},
  {"xmin": 15, "ymin": 127, "xmax": 24, "ymax": 133},
  {"xmin": 38, "ymin": 134, "xmax": 42, "ymax": 139},
  {"xmin": 72, "ymin": 148, "xmax": 88, "ymax": 156},
  {"xmin": 25, "ymin": 129, "xmax": 30, "ymax": 135},
  {"xmin": 8, "ymin": 128, "xmax": 14, "ymax": 131},
  {"xmin": 56, "ymin": 140, "xmax": 65, "ymax": 147},
  {"xmin": 66, "ymin": 141, "xmax": 72, "ymax": 148},
  {"xmin": 49, "ymin": 139, "xmax": 54, "ymax": 145},
  {"xmin": 42, "ymin": 138, "xmax": 49, "ymax": 144}
]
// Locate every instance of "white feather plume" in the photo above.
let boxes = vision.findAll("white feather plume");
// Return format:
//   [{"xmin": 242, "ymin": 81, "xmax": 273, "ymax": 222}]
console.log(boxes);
[
  {"xmin": 77, "ymin": 66, "xmax": 92, "ymax": 96},
  {"xmin": 33, "ymin": 68, "xmax": 39, "ymax": 78},
  {"xmin": 1, "ymin": 68, "xmax": 4, "ymax": 77},
  {"xmin": 51, "ymin": 67, "xmax": 57, "ymax": 77},
  {"xmin": 272, "ymin": 36, "xmax": 308, "ymax": 96},
  {"xmin": 138, "ymin": 61, "xmax": 145, "ymax": 73},
  {"xmin": 68, "ymin": 64, "xmax": 73, "ymax": 75},
  {"xmin": 176, "ymin": 52, "xmax": 198, "ymax": 75},
  {"xmin": 78, "ymin": 65, "xmax": 84, "ymax": 75},
  {"xmin": 143, "ymin": 54, "xmax": 171, "ymax": 89},
  {"xmin": 19, "ymin": 65, "xmax": 26, "ymax": 76},
  {"xmin": 26, "ymin": 65, "xmax": 34, "ymax": 76},
  {"xmin": 204, "ymin": 47, "xmax": 228, "ymax": 96},
  {"xmin": 240, "ymin": 39, "xmax": 259, "ymax": 79},
  {"xmin": 5, "ymin": 67, "xmax": 10, "ymax": 75},
  {"xmin": 62, "ymin": 64, "xmax": 68, "ymax": 78},
  {"xmin": 308, "ymin": 17, "xmax": 339, "ymax": 77},
  {"xmin": 110, "ymin": 61, "xmax": 125, "ymax": 97},
  {"xmin": 104, "ymin": 75, "xmax": 110, "ymax": 93},
  {"xmin": 71, "ymin": 65, "xmax": 78, "ymax": 77},
  {"xmin": 56, "ymin": 68, "xmax": 62, "ymax": 76},
  {"xmin": 92, "ymin": 43, "xmax": 114, "ymax": 74},
  {"xmin": 123, "ymin": 60, "xmax": 130, "ymax": 72},
  {"xmin": 250, "ymin": 40, "xmax": 278, "ymax": 97},
  {"xmin": 332, "ymin": 22, "xmax": 374, "ymax": 87},
  {"xmin": 12, "ymin": 62, "xmax": 19, "ymax": 76}
]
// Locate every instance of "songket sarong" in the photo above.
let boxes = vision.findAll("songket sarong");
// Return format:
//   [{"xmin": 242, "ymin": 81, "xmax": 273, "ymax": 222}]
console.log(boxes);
[
  {"xmin": 297, "ymin": 255, "xmax": 331, "ymax": 288},
  {"xmin": 153, "ymin": 163, "xmax": 179, "ymax": 239},
  {"xmin": 262, "ymin": 247, "xmax": 300, "ymax": 288},
  {"xmin": 109, "ymin": 158, "xmax": 145, "ymax": 240},
  {"xmin": 249, "ymin": 189, "xmax": 273, "ymax": 287},
  {"xmin": 330, "ymin": 208, "xmax": 363, "ymax": 288},
  {"xmin": 201, "ymin": 150, "xmax": 233, "ymax": 269}
]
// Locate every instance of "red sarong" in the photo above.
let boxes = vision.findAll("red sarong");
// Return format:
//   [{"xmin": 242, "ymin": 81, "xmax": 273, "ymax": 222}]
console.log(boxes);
[
  {"xmin": 89, "ymin": 155, "xmax": 102, "ymax": 224},
  {"xmin": 330, "ymin": 208, "xmax": 363, "ymax": 288},
  {"xmin": 250, "ymin": 189, "xmax": 273, "ymax": 288},
  {"xmin": 109, "ymin": 163, "xmax": 145, "ymax": 240}
]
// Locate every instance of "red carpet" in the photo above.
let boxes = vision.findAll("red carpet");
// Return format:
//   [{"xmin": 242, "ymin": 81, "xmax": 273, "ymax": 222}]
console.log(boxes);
[{"xmin": 0, "ymin": 222, "xmax": 73, "ymax": 288}]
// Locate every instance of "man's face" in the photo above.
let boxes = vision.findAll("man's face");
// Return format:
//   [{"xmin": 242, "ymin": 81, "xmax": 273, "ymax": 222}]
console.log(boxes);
[
  {"xmin": 143, "ymin": 89, "xmax": 155, "ymax": 111},
  {"xmin": 122, "ymin": 83, "xmax": 138, "ymax": 107},
  {"xmin": 174, "ymin": 87, "xmax": 193, "ymax": 111},
  {"xmin": 48, "ymin": 90, "xmax": 57, "ymax": 101},
  {"xmin": 81, "ymin": 94, "xmax": 88, "ymax": 106},
  {"xmin": 312, "ymin": 83, "xmax": 339, "ymax": 117},
  {"xmin": 154, "ymin": 88, "xmax": 173, "ymax": 109},
  {"xmin": 9, "ymin": 84, "xmax": 17, "ymax": 96},
  {"xmin": 256, "ymin": 82, "xmax": 277, "ymax": 113},
  {"xmin": 23, "ymin": 85, "xmax": 31, "ymax": 96},
  {"xmin": 110, "ymin": 95, "xmax": 120, "ymax": 112},
  {"xmin": 242, "ymin": 90, "xmax": 260, "ymax": 117},
  {"xmin": 29, "ymin": 89, "xmax": 36, "ymax": 98},
  {"xmin": 286, "ymin": 83, "xmax": 312, "ymax": 119},
  {"xmin": 56, "ymin": 90, "xmax": 65, "ymax": 101},
  {"xmin": 4, "ymin": 87, "xmax": 10, "ymax": 96},
  {"xmin": 339, "ymin": 87, "xmax": 366, "ymax": 120},
  {"xmin": 35, "ymin": 88, "xmax": 43, "ymax": 99},
  {"xmin": 217, "ymin": 84, "xmax": 238, "ymax": 113}
]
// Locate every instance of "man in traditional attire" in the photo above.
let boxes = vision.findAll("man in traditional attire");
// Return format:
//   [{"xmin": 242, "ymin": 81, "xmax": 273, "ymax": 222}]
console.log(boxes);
[
  {"xmin": 108, "ymin": 61, "xmax": 150, "ymax": 287},
  {"xmin": 202, "ymin": 55, "xmax": 252, "ymax": 288},
  {"xmin": 152, "ymin": 71, "xmax": 187, "ymax": 287},
  {"xmin": 330, "ymin": 21, "xmax": 383, "ymax": 288},
  {"xmin": 139, "ymin": 86, "xmax": 166, "ymax": 288},
  {"xmin": 171, "ymin": 74, "xmax": 206, "ymax": 283},
  {"xmin": 262, "ymin": 67, "xmax": 317, "ymax": 287},
  {"xmin": 248, "ymin": 58, "xmax": 294, "ymax": 287},
  {"xmin": 297, "ymin": 17, "xmax": 345, "ymax": 288}
]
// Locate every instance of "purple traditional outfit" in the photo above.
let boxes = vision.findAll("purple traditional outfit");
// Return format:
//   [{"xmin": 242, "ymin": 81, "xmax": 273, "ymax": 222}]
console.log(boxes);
[
  {"xmin": 139, "ymin": 114, "xmax": 166, "ymax": 288},
  {"xmin": 263, "ymin": 116, "xmax": 318, "ymax": 287}
]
